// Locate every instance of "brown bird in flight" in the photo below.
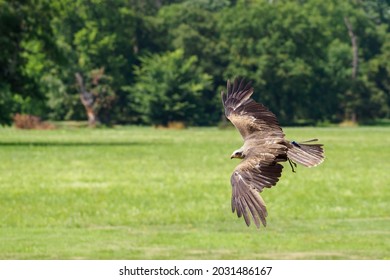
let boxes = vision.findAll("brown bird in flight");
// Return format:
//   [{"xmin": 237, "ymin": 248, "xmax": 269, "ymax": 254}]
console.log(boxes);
[{"xmin": 221, "ymin": 78, "xmax": 324, "ymax": 228}]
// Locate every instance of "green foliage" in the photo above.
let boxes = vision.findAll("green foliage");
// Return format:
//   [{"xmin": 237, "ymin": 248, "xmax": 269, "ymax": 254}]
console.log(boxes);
[
  {"xmin": 41, "ymin": 73, "xmax": 72, "ymax": 120},
  {"xmin": 0, "ymin": 0, "xmax": 55, "ymax": 122},
  {"xmin": 0, "ymin": 85, "xmax": 14, "ymax": 125},
  {"xmin": 1, "ymin": 0, "xmax": 390, "ymax": 125},
  {"xmin": 46, "ymin": 0, "xmax": 140, "ymax": 122},
  {"xmin": 0, "ymin": 126, "xmax": 389, "ymax": 259},
  {"xmin": 130, "ymin": 49, "xmax": 213, "ymax": 126},
  {"xmin": 157, "ymin": 1, "xmax": 227, "ymax": 77},
  {"xmin": 218, "ymin": 0, "xmax": 390, "ymax": 123}
]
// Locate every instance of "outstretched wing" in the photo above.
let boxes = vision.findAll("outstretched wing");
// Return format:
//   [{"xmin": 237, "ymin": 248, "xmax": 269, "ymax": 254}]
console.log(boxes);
[
  {"xmin": 231, "ymin": 156, "xmax": 283, "ymax": 228},
  {"xmin": 221, "ymin": 78, "xmax": 283, "ymax": 139}
]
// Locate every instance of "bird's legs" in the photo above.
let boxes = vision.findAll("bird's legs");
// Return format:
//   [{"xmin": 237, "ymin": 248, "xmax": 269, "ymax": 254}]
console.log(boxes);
[{"xmin": 288, "ymin": 158, "xmax": 297, "ymax": 173}]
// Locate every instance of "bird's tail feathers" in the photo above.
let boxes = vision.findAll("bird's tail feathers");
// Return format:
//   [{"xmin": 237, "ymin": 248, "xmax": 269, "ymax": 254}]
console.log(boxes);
[{"xmin": 287, "ymin": 139, "xmax": 324, "ymax": 167}]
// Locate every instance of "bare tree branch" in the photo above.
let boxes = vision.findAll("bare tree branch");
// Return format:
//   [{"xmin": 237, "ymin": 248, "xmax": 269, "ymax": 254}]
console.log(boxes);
[{"xmin": 75, "ymin": 72, "xmax": 97, "ymax": 126}]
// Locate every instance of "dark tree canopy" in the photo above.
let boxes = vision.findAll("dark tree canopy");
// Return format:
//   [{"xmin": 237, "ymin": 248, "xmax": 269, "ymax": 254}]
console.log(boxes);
[{"xmin": 1, "ymin": 0, "xmax": 389, "ymax": 126}]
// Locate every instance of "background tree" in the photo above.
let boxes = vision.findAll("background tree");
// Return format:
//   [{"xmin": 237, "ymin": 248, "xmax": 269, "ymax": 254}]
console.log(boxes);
[
  {"xmin": 0, "ymin": 0, "xmax": 58, "ymax": 124},
  {"xmin": 75, "ymin": 68, "xmax": 116, "ymax": 126},
  {"xmin": 129, "ymin": 49, "xmax": 212, "ymax": 126},
  {"xmin": 155, "ymin": 1, "xmax": 229, "ymax": 124},
  {"xmin": 218, "ymin": 0, "xmax": 389, "ymax": 123},
  {"xmin": 1, "ymin": 0, "xmax": 389, "ymax": 126}
]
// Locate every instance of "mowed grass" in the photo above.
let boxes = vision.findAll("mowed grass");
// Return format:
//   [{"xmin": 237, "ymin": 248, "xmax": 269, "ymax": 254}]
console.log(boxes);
[{"xmin": 0, "ymin": 126, "xmax": 389, "ymax": 259}]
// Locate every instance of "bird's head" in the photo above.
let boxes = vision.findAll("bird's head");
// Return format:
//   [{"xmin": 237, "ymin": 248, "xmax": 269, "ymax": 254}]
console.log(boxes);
[{"xmin": 230, "ymin": 150, "xmax": 245, "ymax": 159}]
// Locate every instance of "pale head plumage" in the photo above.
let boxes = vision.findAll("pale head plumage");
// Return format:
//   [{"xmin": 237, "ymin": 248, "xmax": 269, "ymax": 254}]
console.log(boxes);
[{"xmin": 230, "ymin": 149, "xmax": 244, "ymax": 159}]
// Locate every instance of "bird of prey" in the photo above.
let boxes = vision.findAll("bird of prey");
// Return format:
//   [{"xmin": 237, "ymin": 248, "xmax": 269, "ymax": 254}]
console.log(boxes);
[{"xmin": 221, "ymin": 78, "xmax": 324, "ymax": 228}]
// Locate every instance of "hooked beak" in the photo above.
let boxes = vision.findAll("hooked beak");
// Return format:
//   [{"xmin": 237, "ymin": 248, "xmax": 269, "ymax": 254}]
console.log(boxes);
[{"xmin": 230, "ymin": 152, "xmax": 243, "ymax": 159}]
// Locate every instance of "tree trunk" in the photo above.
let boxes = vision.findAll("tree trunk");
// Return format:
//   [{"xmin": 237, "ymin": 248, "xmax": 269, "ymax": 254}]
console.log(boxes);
[
  {"xmin": 75, "ymin": 72, "xmax": 97, "ymax": 126},
  {"xmin": 344, "ymin": 16, "xmax": 359, "ymax": 123}
]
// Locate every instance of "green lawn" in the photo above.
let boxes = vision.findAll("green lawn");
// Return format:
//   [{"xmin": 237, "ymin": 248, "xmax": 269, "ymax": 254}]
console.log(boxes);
[{"xmin": 0, "ymin": 126, "xmax": 389, "ymax": 259}]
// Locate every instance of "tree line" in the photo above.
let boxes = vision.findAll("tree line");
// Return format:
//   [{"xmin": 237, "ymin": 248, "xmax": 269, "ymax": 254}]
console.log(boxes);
[{"xmin": 1, "ymin": 0, "xmax": 390, "ymax": 126}]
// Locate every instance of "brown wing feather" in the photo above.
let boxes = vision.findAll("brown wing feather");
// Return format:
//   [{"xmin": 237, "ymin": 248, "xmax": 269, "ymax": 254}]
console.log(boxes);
[
  {"xmin": 231, "ymin": 158, "xmax": 283, "ymax": 228},
  {"xmin": 221, "ymin": 78, "xmax": 283, "ymax": 139}
]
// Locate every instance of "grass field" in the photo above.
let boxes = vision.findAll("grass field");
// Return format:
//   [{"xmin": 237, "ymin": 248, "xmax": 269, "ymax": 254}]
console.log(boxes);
[{"xmin": 0, "ymin": 126, "xmax": 389, "ymax": 259}]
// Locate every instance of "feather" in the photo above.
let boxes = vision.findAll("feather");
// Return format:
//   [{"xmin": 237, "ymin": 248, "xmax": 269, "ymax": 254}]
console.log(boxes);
[
  {"xmin": 223, "ymin": 78, "xmax": 325, "ymax": 228},
  {"xmin": 231, "ymin": 161, "xmax": 283, "ymax": 227}
]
